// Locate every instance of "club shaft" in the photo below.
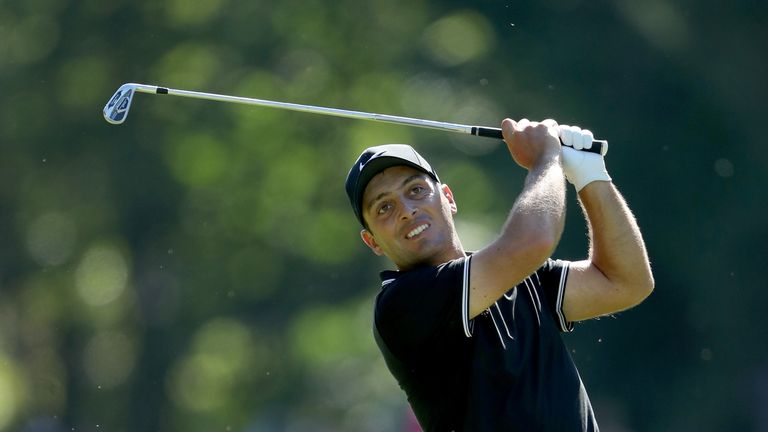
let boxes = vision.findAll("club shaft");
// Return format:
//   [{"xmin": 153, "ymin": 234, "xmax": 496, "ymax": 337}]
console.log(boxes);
[
  {"xmin": 110, "ymin": 83, "xmax": 607, "ymax": 154},
  {"xmin": 138, "ymin": 85, "xmax": 476, "ymax": 134}
]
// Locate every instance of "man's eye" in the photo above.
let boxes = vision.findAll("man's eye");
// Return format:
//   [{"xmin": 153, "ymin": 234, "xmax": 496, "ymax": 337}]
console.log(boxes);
[
  {"xmin": 411, "ymin": 185, "xmax": 426, "ymax": 195},
  {"xmin": 378, "ymin": 203, "xmax": 393, "ymax": 215}
]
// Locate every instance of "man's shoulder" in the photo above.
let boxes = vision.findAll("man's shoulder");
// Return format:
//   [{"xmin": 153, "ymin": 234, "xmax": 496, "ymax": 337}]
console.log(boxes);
[
  {"xmin": 373, "ymin": 256, "xmax": 471, "ymax": 348},
  {"xmin": 376, "ymin": 256, "xmax": 469, "ymax": 300},
  {"xmin": 379, "ymin": 256, "xmax": 469, "ymax": 282}
]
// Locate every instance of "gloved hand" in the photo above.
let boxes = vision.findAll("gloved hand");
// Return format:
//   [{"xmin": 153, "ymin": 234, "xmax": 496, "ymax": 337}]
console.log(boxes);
[{"xmin": 559, "ymin": 125, "xmax": 612, "ymax": 192}]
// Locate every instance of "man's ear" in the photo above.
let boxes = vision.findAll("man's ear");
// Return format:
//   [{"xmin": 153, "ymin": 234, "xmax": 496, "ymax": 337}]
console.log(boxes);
[
  {"xmin": 441, "ymin": 184, "xmax": 458, "ymax": 214},
  {"xmin": 360, "ymin": 229, "xmax": 384, "ymax": 256}
]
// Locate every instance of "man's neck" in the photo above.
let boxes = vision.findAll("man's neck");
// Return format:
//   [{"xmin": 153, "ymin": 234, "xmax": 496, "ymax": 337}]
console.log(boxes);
[{"xmin": 396, "ymin": 241, "xmax": 466, "ymax": 272}]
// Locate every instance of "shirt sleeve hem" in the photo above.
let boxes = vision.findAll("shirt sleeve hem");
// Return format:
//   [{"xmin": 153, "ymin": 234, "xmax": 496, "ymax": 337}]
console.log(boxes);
[
  {"xmin": 462, "ymin": 255, "xmax": 474, "ymax": 337},
  {"xmin": 555, "ymin": 260, "xmax": 574, "ymax": 333}
]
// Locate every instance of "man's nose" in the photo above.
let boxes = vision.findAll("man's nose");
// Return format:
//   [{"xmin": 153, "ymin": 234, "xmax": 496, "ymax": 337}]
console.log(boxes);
[{"xmin": 400, "ymin": 200, "xmax": 418, "ymax": 219}]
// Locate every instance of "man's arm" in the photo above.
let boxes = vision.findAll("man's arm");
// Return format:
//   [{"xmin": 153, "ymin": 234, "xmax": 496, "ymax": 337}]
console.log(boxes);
[
  {"xmin": 563, "ymin": 182, "xmax": 654, "ymax": 321},
  {"xmin": 468, "ymin": 119, "xmax": 567, "ymax": 318},
  {"xmin": 558, "ymin": 126, "xmax": 654, "ymax": 321}
]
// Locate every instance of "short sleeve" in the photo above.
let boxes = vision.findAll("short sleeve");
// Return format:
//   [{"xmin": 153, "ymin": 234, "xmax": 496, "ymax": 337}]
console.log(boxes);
[
  {"xmin": 533, "ymin": 259, "xmax": 573, "ymax": 332},
  {"xmin": 374, "ymin": 256, "xmax": 471, "ymax": 360}
]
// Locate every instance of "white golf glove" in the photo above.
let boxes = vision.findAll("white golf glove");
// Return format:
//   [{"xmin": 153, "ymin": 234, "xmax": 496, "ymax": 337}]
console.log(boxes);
[{"xmin": 559, "ymin": 125, "xmax": 611, "ymax": 192}]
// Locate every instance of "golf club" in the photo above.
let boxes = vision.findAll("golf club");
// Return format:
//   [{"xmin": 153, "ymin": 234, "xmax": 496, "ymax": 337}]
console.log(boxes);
[{"xmin": 103, "ymin": 83, "xmax": 607, "ymax": 155}]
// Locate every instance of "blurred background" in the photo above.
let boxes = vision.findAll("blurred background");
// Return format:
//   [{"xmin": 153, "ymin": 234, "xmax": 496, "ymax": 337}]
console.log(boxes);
[{"xmin": 1, "ymin": 0, "xmax": 767, "ymax": 430}]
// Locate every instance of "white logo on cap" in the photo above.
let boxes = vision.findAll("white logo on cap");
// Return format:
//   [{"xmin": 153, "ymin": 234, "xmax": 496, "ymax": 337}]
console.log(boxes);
[{"xmin": 359, "ymin": 151, "xmax": 386, "ymax": 173}]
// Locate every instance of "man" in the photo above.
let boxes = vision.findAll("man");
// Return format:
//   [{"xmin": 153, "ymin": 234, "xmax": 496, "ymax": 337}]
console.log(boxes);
[{"xmin": 344, "ymin": 118, "xmax": 654, "ymax": 431}]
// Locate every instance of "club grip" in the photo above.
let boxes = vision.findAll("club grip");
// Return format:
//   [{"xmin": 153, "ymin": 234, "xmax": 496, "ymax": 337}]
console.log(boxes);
[{"xmin": 472, "ymin": 126, "xmax": 607, "ymax": 156}]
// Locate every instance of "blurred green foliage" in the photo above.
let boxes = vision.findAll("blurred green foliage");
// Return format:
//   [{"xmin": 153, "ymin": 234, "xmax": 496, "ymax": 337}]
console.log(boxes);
[{"xmin": 1, "ymin": 0, "xmax": 767, "ymax": 431}]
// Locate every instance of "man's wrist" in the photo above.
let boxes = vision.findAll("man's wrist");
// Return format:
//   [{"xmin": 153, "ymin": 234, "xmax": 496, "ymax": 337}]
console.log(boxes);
[
  {"xmin": 561, "ymin": 147, "xmax": 610, "ymax": 191},
  {"xmin": 575, "ymin": 178, "xmax": 612, "ymax": 194},
  {"xmin": 570, "ymin": 170, "xmax": 611, "ymax": 192}
]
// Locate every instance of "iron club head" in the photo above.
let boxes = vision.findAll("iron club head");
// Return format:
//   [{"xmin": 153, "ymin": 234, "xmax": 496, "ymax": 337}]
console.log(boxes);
[{"xmin": 103, "ymin": 83, "xmax": 138, "ymax": 124}]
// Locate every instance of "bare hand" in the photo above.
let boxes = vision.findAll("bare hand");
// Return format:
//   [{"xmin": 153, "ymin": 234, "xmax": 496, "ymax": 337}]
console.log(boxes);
[{"xmin": 501, "ymin": 118, "xmax": 561, "ymax": 170}]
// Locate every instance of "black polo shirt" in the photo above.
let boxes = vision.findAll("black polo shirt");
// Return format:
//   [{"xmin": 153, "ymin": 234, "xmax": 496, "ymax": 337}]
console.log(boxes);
[{"xmin": 373, "ymin": 256, "xmax": 598, "ymax": 431}]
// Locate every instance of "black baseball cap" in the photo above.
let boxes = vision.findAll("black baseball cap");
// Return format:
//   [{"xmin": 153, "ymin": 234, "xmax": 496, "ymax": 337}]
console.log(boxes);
[{"xmin": 345, "ymin": 144, "xmax": 440, "ymax": 227}]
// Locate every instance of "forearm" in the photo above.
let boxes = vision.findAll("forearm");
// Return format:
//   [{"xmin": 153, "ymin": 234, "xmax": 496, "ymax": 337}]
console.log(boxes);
[
  {"xmin": 504, "ymin": 157, "xmax": 567, "ymax": 252},
  {"xmin": 578, "ymin": 181, "xmax": 653, "ymax": 288},
  {"xmin": 468, "ymin": 119, "xmax": 568, "ymax": 317},
  {"xmin": 468, "ymin": 155, "xmax": 566, "ymax": 317}
]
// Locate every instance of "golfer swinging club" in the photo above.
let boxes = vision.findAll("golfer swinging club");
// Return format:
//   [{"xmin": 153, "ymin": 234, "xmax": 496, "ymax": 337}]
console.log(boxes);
[{"xmin": 345, "ymin": 118, "xmax": 654, "ymax": 431}]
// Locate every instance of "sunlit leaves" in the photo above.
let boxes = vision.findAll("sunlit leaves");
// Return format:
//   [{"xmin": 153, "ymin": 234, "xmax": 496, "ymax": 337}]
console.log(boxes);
[
  {"xmin": 440, "ymin": 161, "xmax": 494, "ymax": 215},
  {"xmin": 56, "ymin": 55, "xmax": 112, "ymax": 111},
  {"xmin": 0, "ymin": 359, "xmax": 26, "ymax": 430},
  {"xmin": 0, "ymin": 13, "xmax": 60, "ymax": 66},
  {"xmin": 75, "ymin": 243, "xmax": 130, "ymax": 307},
  {"xmin": 168, "ymin": 318, "xmax": 269, "ymax": 414},
  {"xmin": 290, "ymin": 303, "xmax": 370, "ymax": 367},
  {"xmin": 614, "ymin": 0, "xmax": 690, "ymax": 52},
  {"xmin": 300, "ymin": 208, "xmax": 360, "ymax": 265},
  {"xmin": 164, "ymin": 0, "xmax": 228, "ymax": 28},
  {"xmin": 25, "ymin": 211, "xmax": 77, "ymax": 266},
  {"xmin": 82, "ymin": 330, "xmax": 137, "ymax": 389},
  {"xmin": 422, "ymin": 10, "xmax": 495, "ymax": 66},
  {"xmin": 164, "ymin": 133, "xmax": 230, "ymax": 187},
  {"xmin": 153, "ymin": 43, "xmax": 223, "ymax": 89},
  {"xmin": 227, "ymin": 246, "xmax": 282, "ymax": 300}
]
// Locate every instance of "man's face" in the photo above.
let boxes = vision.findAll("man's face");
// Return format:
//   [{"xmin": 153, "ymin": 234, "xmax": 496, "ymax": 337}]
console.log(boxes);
[{"xmin": 360, "ymin": 165, "xmax": 460, "ymax": 270}]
